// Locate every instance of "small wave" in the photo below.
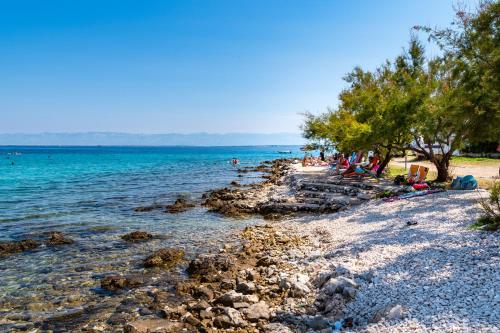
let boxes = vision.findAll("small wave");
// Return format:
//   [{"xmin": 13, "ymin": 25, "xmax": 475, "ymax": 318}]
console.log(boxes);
[{"xmin": 0, "ymin": 211, "xmax": 75, "ymax": 223}]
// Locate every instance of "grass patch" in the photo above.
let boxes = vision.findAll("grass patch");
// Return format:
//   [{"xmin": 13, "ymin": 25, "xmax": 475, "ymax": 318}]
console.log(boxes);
[
  {"xmin": 469, "ymin": 215, "xmax": 500, "ymax": 231},
  {"xmin": 451, "ymin": 156, "xmax": 500, "ymax": 164}
]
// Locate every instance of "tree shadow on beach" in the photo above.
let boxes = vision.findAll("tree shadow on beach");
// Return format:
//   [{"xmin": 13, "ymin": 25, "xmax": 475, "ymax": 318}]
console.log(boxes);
[{"xmin": 289, "ymin": 192, "xmax": 498, "ymax": 331}]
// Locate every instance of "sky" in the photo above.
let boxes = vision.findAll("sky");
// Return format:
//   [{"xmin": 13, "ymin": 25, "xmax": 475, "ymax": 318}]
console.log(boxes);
[{"xmin": 0, "ymin": 0, "xmax": 469, "ymax": 135}]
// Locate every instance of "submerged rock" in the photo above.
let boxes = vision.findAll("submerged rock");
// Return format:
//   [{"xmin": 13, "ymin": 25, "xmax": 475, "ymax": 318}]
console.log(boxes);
[
  {"xmin": 133, "ymin": 204, "xmax": 164, "ymax": 212},
  {"xmin": 101, "ymin": 275, "xmax": 127, "ymax": 291},
  {"xmin": 121, "ymin": 231, "xmax": 153, "ymax": 242},
  {"xmin": 144, "ymin": 248, "xmax": 185, "ymax": 268},
  {"xmin": 165, "ymin": 197, "xmax": 195, "ymax": 213},
  {"xmin": 0, "ymin": 239, "xmax": 39, "ymax": 256},
  {"xmin": 124, "ymin": 319, "xmax": 187, "ymax": 333},
  {"xmin": 46, "ymin": 232, "xmax": 74, "ymax": 246},
  {"xmin": 100, "ymin": 274, "xmax": 144, "ymax": 291}
]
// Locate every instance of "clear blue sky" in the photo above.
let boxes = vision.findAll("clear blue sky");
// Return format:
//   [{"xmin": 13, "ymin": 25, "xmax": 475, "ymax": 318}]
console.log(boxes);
[{"xmin": 0, "ymin": 0, "xmax": 467, "ymax": 134}]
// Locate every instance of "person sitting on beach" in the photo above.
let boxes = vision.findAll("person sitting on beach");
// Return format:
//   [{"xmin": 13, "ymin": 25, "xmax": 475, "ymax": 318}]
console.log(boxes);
[{"xmin": 330, "ymin": 154, "xmax": 349, "ymax": 175}]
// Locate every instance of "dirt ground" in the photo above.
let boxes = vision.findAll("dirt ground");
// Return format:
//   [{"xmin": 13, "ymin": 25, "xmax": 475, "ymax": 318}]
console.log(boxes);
[{"xmin": 390, "ymin": 157, "xmax": 500, "ymax": 179}]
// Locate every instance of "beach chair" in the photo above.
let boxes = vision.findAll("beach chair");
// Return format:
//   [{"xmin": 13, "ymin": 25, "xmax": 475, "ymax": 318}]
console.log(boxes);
[
  {"xmin": 407, "ymin": 164, "xmax": 419, "ymax": 183},
  {"xmin": 416, "ymin": 166, "xmax": 429, "ymax": 183}
]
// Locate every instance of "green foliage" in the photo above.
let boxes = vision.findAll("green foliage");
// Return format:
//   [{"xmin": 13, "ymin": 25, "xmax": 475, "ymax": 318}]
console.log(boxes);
[
  {"xmin": 474, "ymin": 181, "xmax": 500, "ymax": 231},
  {"xmin": 302, "ymin": 1, "xmax": 499, "ymax": 182}
]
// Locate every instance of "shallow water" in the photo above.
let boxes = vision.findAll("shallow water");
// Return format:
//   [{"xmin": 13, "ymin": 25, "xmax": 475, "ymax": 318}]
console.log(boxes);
[{"xmin": 0, "ymin": 145, "xmax": 301, "ymax": 327}]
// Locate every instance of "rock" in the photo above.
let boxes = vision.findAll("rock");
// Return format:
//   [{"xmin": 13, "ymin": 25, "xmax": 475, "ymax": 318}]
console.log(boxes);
[
  {"xmin": 161, "ymin": 305, "xmax": 187, "ymax": 320},
  {"xmin": 216, "ymin": 290, "xmax": 242, "ymax": 307},
  {"xmin": 387, "ymin": 304, "xmax": 403, "ymax": 320},
  {"xmin": 187, "ymin": 254, "xmax": 236, "ymax": 280},
  {"xmin": 45, "ymin": 232, "xmax": 74, "ymax": 246},
  {"xmin": 188, "ymin": 300, "xmax": 210, "ymax": 313},
  {"xmin": 101, "ymin": 275, "xmax": 127, "ymax": 291},
  {"xmin": 220, "ymin": 279, "xmax": 236, "ymax": 290},
  {"xmin": 182, "ymin": 312, "xmax": 202, "ymax": 327},
  {"xmin": 199, "ymin": 308, "xmax": 214, "ymax": 319},
  {"xmin": 213, "ymin": 307, "xmax": 247, "ymax": 328},
  {"xmin": 107, "ymin": 313, "xmax": 131, "ymax": 326},
  {"xmin": 244, "ymin": 268, "xmax": 260, "ymax": 281},
  {"xmin": 236, "ymin": 281, "xmax": 256, "ymax": 294},
  {"xmin": 242, "ymin": 294, "xmax": 259, "ymax": 304},
  {"xmin": 322, "ymin": 276, "xmax": 358, "ymax": 295},
  {"xmin": 256, "ymin": 256, "xmax": 278, "ymax": 267},
  {"xmin": 263, "ymin": 323, "xmax": 294, "ymax": 333},
  {"xmin": 279, "ymin": 273, "xmax": 311, "ymax": 298},
  {"xmin": 144, "ymin": 248, "xmax": 184, "ymax": 268},
  {"xmin": 242, "ymin": 301, "xmax": 270, "ymax": 322},
  {"xmin": 193, "ymin": 285, "xmax": 214, "ymax": 301},
  {"xmin": 370, "ymin": 304, "xmax": 403, "ymax": 323},
  {"xmin": 0, "ymin": 239, "xmax": 39, "ymax": 256},
  {"xmin": 357, "ymin": 192, "xmax": 373, "ymax": 200},
  {"xmin": 125, "ymin": 274, "xmax": 144, "ymax": 287},
  {"xmin": 121, "ymin": 231, "xmax": 153, "ymax": 242},
  {"xmin": 124, "ymin": 319, "xmax": 185, "ymax": 333},
  {"xmin": 133, "ymin": 204, "xmax": 164, "ymax": 212},
  {"xmin": 342, "ymin": 286, "xmax": 357, "ymax": 299},
  {"xmin": 165, "ymin": 197, "xmax": 195, "ymax": 213},
  {"xmin": 358, "ymin": 271, "xmax": 375, "ymax": 283},
  {"xmin": 233, "ymin": 302, "xmax": 250, "ymax": 309},
  {"xmin": 230, "ymin": 181, "xmax": 241, "ymax": 187},
  {"xmin": 306, "ymin": 316, "xmax": 330, "ymax": 330},
  {"xmin": 216, "ymin": 291, "xmax": 258, "ymax": 307},
  {"xmin": 314, "ymin": 271, "xmax": 332, "ymax": 288}
]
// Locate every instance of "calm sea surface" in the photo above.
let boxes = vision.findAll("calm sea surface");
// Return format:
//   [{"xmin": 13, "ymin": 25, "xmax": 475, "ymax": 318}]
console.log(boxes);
[{"xmin": 0, "ymin": 146, "xmax": 301, "ymax": 326}]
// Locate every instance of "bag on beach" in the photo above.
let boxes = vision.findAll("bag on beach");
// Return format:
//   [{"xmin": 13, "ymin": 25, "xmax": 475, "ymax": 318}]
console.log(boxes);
[
  {"xmin": 451, "ymin": 175, "xmax": 478, "ymax": 190},
  {"xmin": 394, "ymin": 175, "xmax": 405, "ymax": 185}
]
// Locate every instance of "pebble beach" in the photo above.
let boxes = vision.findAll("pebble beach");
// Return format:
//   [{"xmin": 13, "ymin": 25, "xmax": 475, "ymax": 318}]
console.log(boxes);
[{"xmin": 284, "ymin": 189, "xmax": 499, "ymax": 332}]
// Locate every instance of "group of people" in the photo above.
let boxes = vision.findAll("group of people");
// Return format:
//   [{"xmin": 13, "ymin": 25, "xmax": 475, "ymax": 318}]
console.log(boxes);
[{"xmin": 302, "ymin": 151, "xmax": 381, "ymax": 177}]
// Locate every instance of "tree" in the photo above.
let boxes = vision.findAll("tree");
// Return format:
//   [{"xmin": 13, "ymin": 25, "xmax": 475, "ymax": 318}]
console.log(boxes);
[
  {"xmin": 411, "ymin": 1, "xmax": 500, "ymax": 181},
  {"xmin": 303, "ymin": 39, "xmax": 426, "ymax": 177}
]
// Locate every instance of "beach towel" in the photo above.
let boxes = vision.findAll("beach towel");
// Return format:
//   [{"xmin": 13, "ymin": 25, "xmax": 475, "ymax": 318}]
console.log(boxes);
[{"xmin": 412, "ymin": 183, "xmax": 429, "ymax": 190}]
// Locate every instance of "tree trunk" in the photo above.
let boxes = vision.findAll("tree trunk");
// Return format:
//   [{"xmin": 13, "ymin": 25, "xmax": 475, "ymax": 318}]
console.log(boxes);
[
  {"xmin": 376, "ymin": 150, "xmax": 392, "ymax": 177},
  {"xmin": 433, "ymin": 156, "xmax": 451, "ymax": 182}
]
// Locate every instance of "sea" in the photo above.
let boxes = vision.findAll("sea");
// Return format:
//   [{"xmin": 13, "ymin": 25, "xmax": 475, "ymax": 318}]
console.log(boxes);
[{"xmin": 0, "ymin": 145, "xmax": 302, "ymax": 328}]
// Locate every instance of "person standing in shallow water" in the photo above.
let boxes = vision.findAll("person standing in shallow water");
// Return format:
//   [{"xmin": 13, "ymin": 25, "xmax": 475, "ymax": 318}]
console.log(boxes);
[{"xmin": 319, "ymin": 147, "xmax": 325, "ymax": 161}]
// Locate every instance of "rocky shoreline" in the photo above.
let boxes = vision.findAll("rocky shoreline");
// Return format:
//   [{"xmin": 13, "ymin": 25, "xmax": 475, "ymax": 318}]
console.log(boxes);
[{"xmin": 2, "ymin": 158, "xmax": 495, "ymax": 332}]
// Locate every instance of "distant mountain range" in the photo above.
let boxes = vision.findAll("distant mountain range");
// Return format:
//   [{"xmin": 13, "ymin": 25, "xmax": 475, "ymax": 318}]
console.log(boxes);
[{"xmin": 0, "ymin": 132, "xmax": 305, "ymax": 146}]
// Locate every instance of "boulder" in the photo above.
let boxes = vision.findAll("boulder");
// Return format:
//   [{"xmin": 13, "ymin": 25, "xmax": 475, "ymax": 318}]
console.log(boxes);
[
  {"xmin": 121, "ymin": 231, "xmax": 153, "ymax": 242},
  {"xmin": 165, "ymin": 197, "xmax": 195, "ymax": 213},
  {"xmin": 242, "ymin": 301, "xmax": 270, "ymax": 322},
  {"xmin": 193, "ymin": 285, "xmax": 214, "ymax": 301},
  {"xmin": 144, "ymin": 248, "xmax": 184, "ymax": 269},
  {"xmin": 187, "ymin": 254, "xmax": 235, "ymax": 280},
  {"xmin": 213, "ymin": 307, "xmax": 247, "ymax": 328},
  {"xmin": 0, "ymin": 239, "xmax": 39, "ymax": 256},
  {"xmin": 279, "ymin": 273, "xmax": 311, "ymax": 298},
  {"xmin": 46, "ymin": 232, "xmax": 74, "ymax": 246},
  {"xmin": 322, "ymin": 276, "xmax": 358, "ymax": 296},
  {"xmin": 236, "ymin": 281, "xmax": 256, "ymax": 294}
]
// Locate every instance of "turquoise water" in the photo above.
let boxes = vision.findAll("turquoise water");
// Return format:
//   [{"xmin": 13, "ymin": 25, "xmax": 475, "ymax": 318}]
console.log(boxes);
[{"xmin": 0, "ymin": 145, "xmax": 301, "ymax": 326}]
